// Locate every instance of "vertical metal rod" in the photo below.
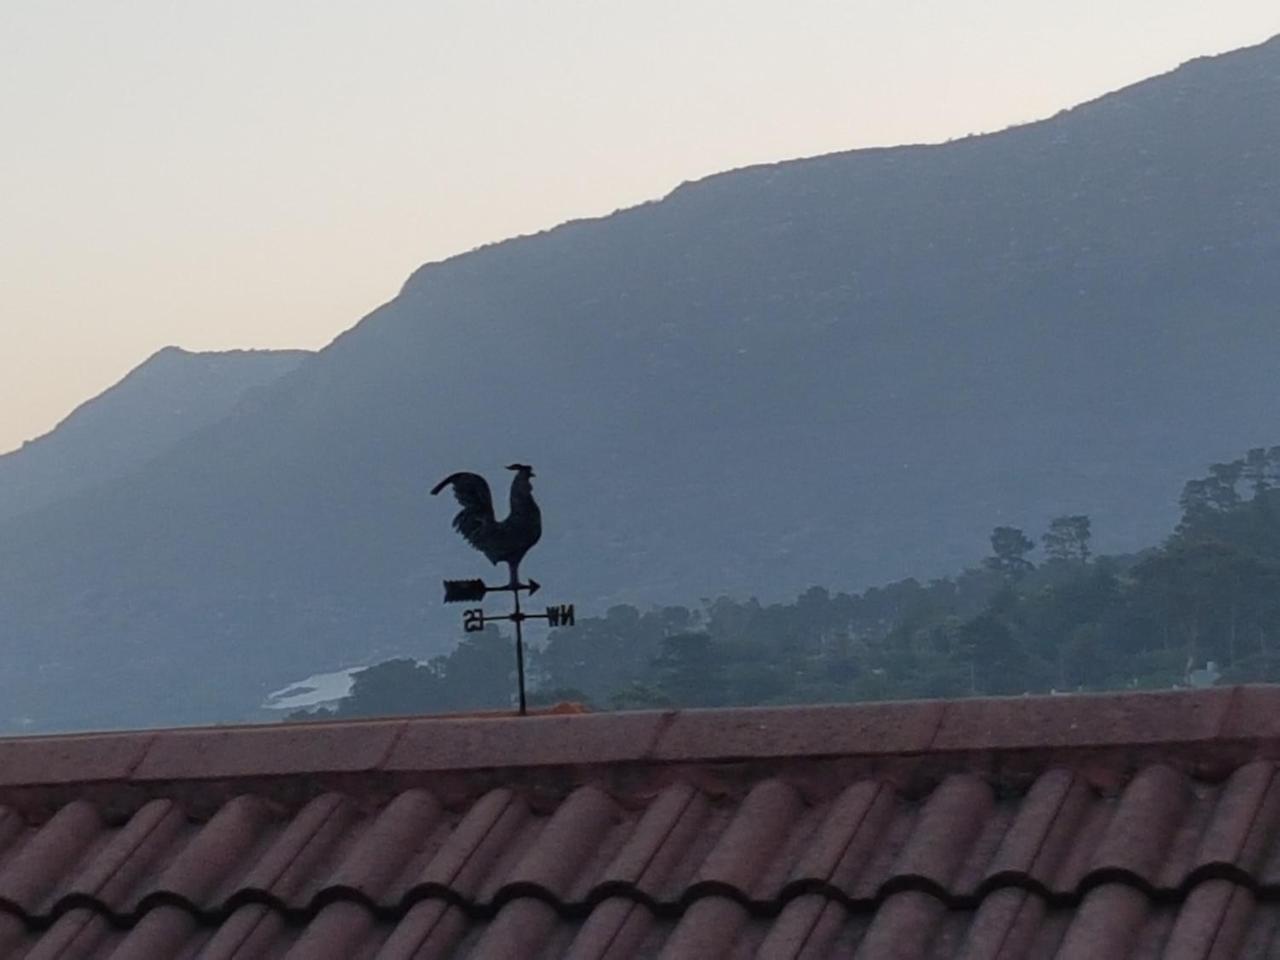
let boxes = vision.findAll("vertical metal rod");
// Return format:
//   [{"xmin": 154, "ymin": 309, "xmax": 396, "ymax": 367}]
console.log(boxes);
[{"xmin": 512, "ymin": 565, "xmax": 527, "ymax": 716}]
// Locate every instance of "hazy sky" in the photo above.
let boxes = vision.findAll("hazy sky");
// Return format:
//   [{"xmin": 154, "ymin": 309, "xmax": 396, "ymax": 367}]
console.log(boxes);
[{"xmin": 2, "ymin": 2, "xmax": 1277, "ymax": 454}]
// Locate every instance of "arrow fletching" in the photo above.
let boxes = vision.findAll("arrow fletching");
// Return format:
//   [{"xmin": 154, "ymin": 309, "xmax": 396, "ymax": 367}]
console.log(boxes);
[{"xmin": 443, "ymin": 579, "xmax": 488, "ymax": 603}]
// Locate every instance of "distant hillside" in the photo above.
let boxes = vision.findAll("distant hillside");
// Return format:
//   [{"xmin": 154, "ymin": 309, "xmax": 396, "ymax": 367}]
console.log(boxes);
[
  {"xmin": 0, "ymin": 348, "xmax": 310, "ymax": 523},
  {"xmin": 1, "ymin": 35, "xmax": 1278, "ymax": 731}
]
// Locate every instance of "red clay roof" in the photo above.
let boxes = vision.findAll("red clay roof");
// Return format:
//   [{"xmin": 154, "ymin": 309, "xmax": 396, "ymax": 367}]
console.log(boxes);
[{"xmin": 2, "ymin": 686, "xmax": 1280, "ymax": 957}]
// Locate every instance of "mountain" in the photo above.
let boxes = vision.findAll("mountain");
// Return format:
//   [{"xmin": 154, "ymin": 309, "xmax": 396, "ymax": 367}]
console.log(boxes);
[
  {"xmin": 2, "ymin": 36, "xmax": 1279, "ymax": 731},
  {"xmin": 0, "ymin": 347, "xmax": 310, "ymax": 524}
]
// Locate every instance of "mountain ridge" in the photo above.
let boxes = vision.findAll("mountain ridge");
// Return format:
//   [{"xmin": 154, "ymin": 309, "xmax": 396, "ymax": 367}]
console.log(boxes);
[{"xmin": 0, "ymin": 347, "xmax": 311, "ymax": 524}]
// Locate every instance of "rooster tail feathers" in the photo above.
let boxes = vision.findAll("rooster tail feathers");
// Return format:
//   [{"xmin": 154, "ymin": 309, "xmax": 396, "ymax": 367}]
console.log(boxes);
[
  {"xmin": 433, "ymin": 472, "xmax": 499, "ymax": 560},
  {"xmin": 432, "ymin": 472, "xmax": 496, "ymax": 515}
]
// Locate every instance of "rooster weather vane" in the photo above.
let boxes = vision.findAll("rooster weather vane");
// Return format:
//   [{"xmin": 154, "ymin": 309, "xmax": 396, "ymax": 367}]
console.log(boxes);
[{"xmin": 432, "ymin": 464, "xmax": 575, "ymax": 715}]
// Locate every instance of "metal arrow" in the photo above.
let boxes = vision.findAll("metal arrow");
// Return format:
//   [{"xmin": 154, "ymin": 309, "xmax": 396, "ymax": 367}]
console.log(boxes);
[{"xmin": 443, "ymin": 578, "xmax": 541, "ymax": 604}]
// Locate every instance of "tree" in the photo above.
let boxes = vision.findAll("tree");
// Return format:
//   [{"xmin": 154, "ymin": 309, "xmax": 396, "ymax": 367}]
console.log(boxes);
[
  {"xmin": 1206, "ymin": 461, "xmax": 1245, "ymax": 512},
  {"xmin": 340, "ymin": 658, "xmax": 438, "ymax": 717},
  {"xmin": 1129, "ymin": 540, "xmax": 1276, "ymax": 667},
  {"xmin": 1178, "ymin": 479, "xmax": 1214, "ymax": 535},
  {"xmin": 957, "ymin": 612, "xmax": 1024, "ymax": 694},
  {"xmin": 1244, "ymin": 447, "xmax": 1272, "ymax": 497},
  {"xmin": 984, "ymin": 527, "xmax": 1035, "ymax": 577},
  {"xmin": 652, "ymin": 632, "xmax": 725, "ymax": 707},
  {"xmin": 435, "ymin": 626, "xmax": 517, "ymax": 709},
  {"xmin": 1043, "ymin": 515, "xmax": 1092, "ymax": 564},
  {"xmin": 534, "ymin": 603, "xmax": 665, "ymax": 703}
]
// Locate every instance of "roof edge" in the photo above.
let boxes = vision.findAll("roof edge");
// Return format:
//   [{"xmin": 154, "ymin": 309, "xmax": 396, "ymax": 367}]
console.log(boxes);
[{"xmin": 1, "ymin": 687, "xmax": 1276, "ymax": 817}]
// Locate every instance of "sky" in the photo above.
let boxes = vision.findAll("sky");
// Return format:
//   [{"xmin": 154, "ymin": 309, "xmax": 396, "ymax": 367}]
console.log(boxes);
[{"xmin": 1, "ymin": 2, "xmax": 1277, "ymax": 454}]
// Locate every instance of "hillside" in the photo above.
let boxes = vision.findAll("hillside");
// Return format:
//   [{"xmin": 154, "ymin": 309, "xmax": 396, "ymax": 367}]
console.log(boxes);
[
  {"xmin": 1, "ymin": 36, "xmax": 1278, "ymax": 731},
  {"xmin": 0, "ymin": 348, "xmax": 310, "ymax": 523}
]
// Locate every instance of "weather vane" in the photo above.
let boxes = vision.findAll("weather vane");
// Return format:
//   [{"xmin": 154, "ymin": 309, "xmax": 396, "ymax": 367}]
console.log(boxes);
[{"xmin": 431, "ymin": 464, "xmax": 575, "ymax": 715}]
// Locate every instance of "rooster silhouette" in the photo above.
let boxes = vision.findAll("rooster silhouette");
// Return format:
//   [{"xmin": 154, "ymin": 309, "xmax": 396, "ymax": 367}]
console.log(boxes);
[{"xmin": 431, "ymin": 464, "xmax": 542, "ymax": 586}]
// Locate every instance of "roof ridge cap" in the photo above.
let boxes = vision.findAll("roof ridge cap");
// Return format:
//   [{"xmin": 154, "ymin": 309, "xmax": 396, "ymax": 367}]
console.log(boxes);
[{"xmin": 0, "ymin": 687, "xmax": 1275, "ymax": 812}]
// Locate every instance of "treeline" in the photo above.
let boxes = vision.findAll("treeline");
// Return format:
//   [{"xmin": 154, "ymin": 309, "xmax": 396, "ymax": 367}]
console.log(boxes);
[{"xmin": 293, "ymin": 447, "xmax": 1280, "ymax": 719}]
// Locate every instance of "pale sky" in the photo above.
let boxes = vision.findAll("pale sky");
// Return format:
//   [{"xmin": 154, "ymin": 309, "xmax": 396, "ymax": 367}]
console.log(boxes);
[{"xmin": 2, "ymin": 2, "xmax": 1277, "ymax": 454}]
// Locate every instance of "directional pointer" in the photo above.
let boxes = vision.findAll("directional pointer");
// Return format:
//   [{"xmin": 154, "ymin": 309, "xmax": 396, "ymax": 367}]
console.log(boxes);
[{"xmin": 443, "ymin": 578, "xmax": 541, "ymax": 603}]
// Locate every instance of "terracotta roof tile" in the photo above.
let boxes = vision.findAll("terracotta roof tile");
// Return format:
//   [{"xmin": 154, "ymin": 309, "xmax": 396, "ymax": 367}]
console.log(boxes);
[{"xmin": 4, "ymin": 687, "xmax": 1280, "ymax": 956}]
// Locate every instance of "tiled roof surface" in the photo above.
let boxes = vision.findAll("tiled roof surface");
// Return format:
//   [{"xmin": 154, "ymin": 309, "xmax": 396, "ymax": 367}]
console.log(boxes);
[{"xmin": 3, "ymin": 687, "xmax": 1280, "ymax": 957}]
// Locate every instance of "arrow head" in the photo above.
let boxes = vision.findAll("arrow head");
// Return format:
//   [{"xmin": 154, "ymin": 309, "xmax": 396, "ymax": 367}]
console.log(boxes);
[{"xmin": 527, "ymin": 579, "xmax": 541, "ymax": 597}]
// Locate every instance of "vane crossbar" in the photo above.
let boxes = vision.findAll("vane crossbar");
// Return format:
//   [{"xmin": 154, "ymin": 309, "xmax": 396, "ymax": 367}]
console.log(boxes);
[{"xmin": 462, "ymin": 604, "xmax": 576, "ymax": 632}]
